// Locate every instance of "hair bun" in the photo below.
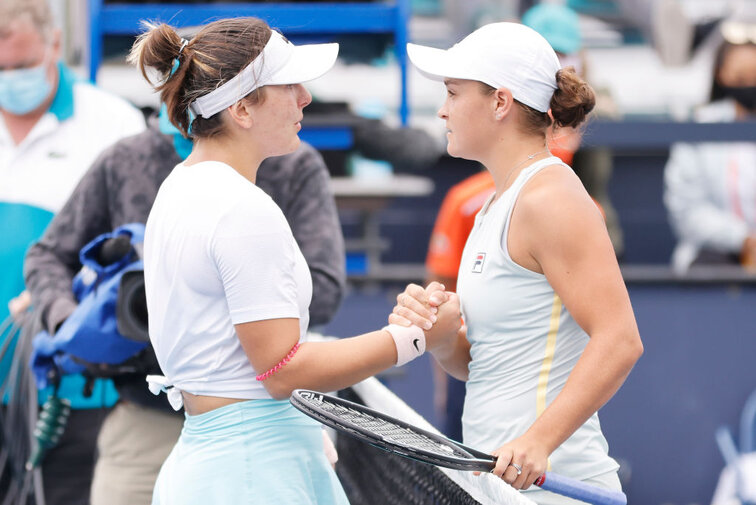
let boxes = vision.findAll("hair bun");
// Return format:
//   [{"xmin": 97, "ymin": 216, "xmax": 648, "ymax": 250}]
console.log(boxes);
[{"xmin": 550, "ymin": 67, "xmax": 596, "ymax": 129}]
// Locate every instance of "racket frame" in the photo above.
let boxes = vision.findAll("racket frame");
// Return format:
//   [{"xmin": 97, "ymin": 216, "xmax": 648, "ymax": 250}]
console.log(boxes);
[
  {"xmin": 291, "ymin": 389, "xmax": 627, "ymax": 505},
  {"xmin": 291, "ymin": 388, "xmax": 496, "ymax": 472}
]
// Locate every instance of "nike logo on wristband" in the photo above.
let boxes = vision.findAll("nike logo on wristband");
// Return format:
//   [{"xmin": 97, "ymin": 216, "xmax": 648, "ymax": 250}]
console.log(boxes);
[{"xmin": 384, "ymin": 324, "xmax": 425, "ymax": 367}]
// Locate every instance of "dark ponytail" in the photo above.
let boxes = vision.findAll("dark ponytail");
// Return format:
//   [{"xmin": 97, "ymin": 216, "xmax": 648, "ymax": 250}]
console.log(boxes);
[
  {"xmin": 129, "ymin": 23, "xmax": 193, "ymax": 134},
  {"xmin": 128, "ymin": 18, "xmax": 272, "ymax": 138}
]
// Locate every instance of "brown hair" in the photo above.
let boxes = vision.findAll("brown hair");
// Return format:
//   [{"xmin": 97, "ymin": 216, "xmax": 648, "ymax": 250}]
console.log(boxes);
[
  {"xmin": 549, "ymin": 66, "xmax": 595, "ymax": 129},
  {"xmin": 480, "ymin": 66, "xmax": 595, "ymax": 137},
  {"xmin": 128, "ymin": 17, "xmax": 272, "ymax": 138}
]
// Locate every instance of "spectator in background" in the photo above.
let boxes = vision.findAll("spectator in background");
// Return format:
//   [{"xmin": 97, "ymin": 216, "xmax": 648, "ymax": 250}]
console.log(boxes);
[
  {"xmin": 0, "ymin": 0, "xmax": 145, "ymax": 503},
  {"xmin": 426, "ymin": 3, "xmax": 622, "ymax": 441},
  {"xmin": 24, "ymin": 102, "xmax": 346, "ymax": 504},
  {"xmin": 664, "ymin": 21, "xmax": 756, "ymax": 273}
]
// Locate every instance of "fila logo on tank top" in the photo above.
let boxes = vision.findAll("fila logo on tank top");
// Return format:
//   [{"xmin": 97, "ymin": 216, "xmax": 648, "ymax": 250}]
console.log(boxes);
[
  {"xmin": 472, "ymin": 253, "xmax": 486, "ymax": 273},
  {"xmin": 457, "ymin": 157, "xmax": 618, "ymax": 480}
]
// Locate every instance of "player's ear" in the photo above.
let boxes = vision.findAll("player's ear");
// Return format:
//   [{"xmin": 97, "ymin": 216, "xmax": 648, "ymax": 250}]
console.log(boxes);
[{"xmin": 493, "ymin": 87, "xmax": 514, "ymax": 121}]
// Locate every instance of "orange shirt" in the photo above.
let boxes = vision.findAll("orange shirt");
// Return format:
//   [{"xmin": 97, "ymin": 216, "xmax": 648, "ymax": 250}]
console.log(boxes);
[{"xmin": 426, "ymin": 170, "xmax": 496, "ymax": 278}]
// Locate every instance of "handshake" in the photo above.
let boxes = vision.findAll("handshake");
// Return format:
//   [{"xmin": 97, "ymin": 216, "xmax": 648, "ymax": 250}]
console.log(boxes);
[{"xmin": 383, "ymin": 282, "xmax": 464, "ymax": 366}]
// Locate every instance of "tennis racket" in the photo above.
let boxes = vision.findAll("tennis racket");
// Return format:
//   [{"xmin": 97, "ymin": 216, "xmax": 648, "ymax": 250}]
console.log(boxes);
[{"xmin": 290, "ymin": 389, "xmax": 626, "ymax": 505}]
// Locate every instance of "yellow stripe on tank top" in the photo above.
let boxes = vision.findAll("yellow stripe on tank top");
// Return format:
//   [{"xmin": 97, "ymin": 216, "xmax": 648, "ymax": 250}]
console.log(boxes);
[
  {"xmin": 537, "ymin": 293, "xmax": 563, "ymax": 415},
  {"xmin": 537, "ymin": 293, "xmax": 562, "ymax": 471}
]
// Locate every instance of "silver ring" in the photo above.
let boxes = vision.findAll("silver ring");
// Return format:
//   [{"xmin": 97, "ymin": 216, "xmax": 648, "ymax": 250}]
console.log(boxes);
[{"xmin": 511, "ymin": 463, "xmax": 522, "ymax": 475}]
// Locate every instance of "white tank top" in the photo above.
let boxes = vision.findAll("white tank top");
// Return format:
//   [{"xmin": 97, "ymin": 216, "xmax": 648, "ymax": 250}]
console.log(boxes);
[{"xmin": 458, "ymin": 157, "xmax": 619, "ymax": 482}]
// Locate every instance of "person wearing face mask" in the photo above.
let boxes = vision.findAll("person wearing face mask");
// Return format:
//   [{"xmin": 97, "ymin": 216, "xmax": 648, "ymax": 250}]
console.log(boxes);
[
  {"xmin": 664, "ymin": 21, "xmax": 756, "ymax": 272},
  {"xmin": 0, "ymin": 1, "xmax": 144, "ymax": 503},
  {"xmin": 23, "ymin": 98, "xmax": 347, "ymax": 503}
]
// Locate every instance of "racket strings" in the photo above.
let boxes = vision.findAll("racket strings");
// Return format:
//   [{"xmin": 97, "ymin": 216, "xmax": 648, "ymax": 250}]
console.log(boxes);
[{"xmin": 310, "ymin": 396, "xmax": 469, "ymax": 458}]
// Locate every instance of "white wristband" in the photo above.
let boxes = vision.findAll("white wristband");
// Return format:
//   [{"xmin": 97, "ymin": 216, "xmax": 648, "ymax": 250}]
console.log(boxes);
[{"xmin": 383, "ymin": 324, "xmax": 426, "ymax": 366}]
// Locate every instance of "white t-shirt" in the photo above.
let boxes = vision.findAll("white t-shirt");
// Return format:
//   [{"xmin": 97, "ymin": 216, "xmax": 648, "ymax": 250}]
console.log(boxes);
[{"xmin": 144, "ymin": 160, "xmax": 312, "ymax": 400}]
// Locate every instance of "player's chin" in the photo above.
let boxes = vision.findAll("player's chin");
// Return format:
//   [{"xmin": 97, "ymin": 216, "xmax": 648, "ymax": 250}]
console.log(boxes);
[
  {"xmin": 290, "ymin": 135, "xmax": 301, "ymax": 150},
  {"xmin": 271, "ymin": 136, "xmax": 301, "ymax": 158},
  {"xmin": 446, "ymin": 144, "xmax": 469, "ymax": 159},
  {"xmin": 446, "ymin": 142, "xmax": 457, "ymax": 157},
  {"xmin": 445, "ymin": 141, "xmax": 465, "ymax": 159}
]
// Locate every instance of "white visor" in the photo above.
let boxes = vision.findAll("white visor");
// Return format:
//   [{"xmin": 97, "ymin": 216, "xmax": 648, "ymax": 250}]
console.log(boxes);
[{"xmin": 190, "ymin": 30, "xmax": 338, "ymax": 118}]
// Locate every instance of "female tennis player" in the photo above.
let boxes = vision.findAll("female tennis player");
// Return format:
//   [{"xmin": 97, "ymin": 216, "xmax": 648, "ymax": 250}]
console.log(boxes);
[
  {"xmin": 130, "ymin": 18, "xmax": 461, "ymax": 504},
  {"xmin": 391, "ymin": 23, "xmax": 643, "ymax": 504}
]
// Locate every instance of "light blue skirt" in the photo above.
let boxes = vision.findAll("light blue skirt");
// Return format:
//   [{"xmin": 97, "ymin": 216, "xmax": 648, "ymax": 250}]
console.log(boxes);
[{"xmin": 152, "ymin": 399, "xmax": 349, "ymax": 505}]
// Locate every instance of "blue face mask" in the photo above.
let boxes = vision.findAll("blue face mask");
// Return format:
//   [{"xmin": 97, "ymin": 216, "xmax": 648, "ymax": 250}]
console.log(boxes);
[
  {"xmin": 158, "ymin": 104, "xmax": 193, "ymax": 160},
  {"xmin": 0, "ymin": 62, "xmax": 52, "ymax": 115}
]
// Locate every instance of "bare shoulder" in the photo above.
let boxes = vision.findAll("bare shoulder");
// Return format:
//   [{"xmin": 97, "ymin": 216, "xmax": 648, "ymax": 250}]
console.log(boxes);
[
  {"xmin": 506, "ymin": 162, "xmax": 618, "ymax": 282},
  {"xmin": 516, "ymin": 163, "xmax": 594, "ymax": 218}
]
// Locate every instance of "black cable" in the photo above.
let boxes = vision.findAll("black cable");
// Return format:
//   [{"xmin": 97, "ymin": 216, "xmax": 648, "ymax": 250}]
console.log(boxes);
[
  {"xmin": 0, "ymin": 322, "xmax": 23, "ymax": 400},
  {"xmin": 0, "ymin": 315, "xmax": 44, "ymax": 505},
  {"xmin": 0, "ymin": 323, "xmax": 21, "ymax": 398},
  {"xmin": 27, "ymin": 350, "xmax": 45, "ymax": 505},
  {"xmin": 0, "ymin": 446, "xmax": 9, "ymax": 494},
  {"xmin": 0, "ymin": 315, "xmax": 15, "ymax": 346},
  {"xmin": 0, "ymin": 324, "xmax": 21, "ymax": 482},
  {"xmin": 18, "ymin": 469, "xmax": 33, "ymax": 505},
  {"xmin": 0, "ymin": 325, "xmax": 26, "ymax": 477}
]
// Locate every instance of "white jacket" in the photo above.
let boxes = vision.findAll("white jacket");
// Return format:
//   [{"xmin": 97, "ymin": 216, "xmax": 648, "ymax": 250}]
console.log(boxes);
[{"xmin": 664, "ymin": 100, "xmax": 756, "ymax": 272}]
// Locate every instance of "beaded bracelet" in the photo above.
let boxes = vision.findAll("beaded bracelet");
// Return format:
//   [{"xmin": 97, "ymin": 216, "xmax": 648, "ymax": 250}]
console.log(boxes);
[{"xmin": 256, "ymin": 343, "xmax": 300, "ymax": 381}]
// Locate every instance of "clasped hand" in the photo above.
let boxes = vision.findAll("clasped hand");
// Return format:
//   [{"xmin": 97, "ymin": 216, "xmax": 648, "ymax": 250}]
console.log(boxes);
[
  {"xmin": 388, "ymin": 282, "xmax": 462, "ymax": 354},
  {"xmin": 389, "ymin": 282, "xmax": 549, "ymax": 490}
]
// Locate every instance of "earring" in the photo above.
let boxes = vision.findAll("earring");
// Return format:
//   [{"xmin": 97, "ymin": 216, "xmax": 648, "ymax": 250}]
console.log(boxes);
[{"xmin": 495, "ymin": 113, "xmax": 503, "ymax": 120}]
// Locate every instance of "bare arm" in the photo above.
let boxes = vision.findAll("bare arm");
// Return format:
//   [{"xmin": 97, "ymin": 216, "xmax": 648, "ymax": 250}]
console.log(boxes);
[
  {"xmin": 425, "ymin": 272, "xmax": 469, "ymax": 384},
  {"xmin": 492, "ymin": 165, "xmax": 643, "ymax": 489},
  {"xmin": 238, "ymin": 319, "xmax": 396, "ymax": 399},
  {"xmin": 429, "ymin": 325, "xmax": 471, "ymax": 381},
  {"xmin": 237, "ymin": 292, "xmax": 462, "ymax": 400}
]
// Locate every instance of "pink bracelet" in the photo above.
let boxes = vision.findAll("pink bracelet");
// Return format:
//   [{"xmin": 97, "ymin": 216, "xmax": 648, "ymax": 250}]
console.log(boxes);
[{"xmin": 256, "ymin": 343, "xmax": 300, "ymax": 381}]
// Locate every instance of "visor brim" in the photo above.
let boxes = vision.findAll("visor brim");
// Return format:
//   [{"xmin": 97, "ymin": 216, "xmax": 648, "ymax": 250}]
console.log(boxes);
[
  {"xmin": 407, "ymin": 43, "xmax": 476, "ymax": 83},
  {"xmin": 266, "ymin": 42, "xmax": 339, "ymax": 86}
]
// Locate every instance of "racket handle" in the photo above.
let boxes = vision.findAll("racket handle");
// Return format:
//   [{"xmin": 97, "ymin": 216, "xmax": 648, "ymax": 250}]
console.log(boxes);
[{"xmin": 534, "ymin": 472, "xmax": 627, "ymax": 505}]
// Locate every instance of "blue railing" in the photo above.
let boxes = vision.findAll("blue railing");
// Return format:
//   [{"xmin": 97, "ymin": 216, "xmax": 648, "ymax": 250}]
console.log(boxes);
[{"xmin": 86, "ymin": 0, "xmax": 410, "ymax": 124}]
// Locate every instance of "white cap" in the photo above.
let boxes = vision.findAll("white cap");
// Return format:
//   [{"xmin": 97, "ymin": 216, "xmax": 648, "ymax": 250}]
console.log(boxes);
[
  {"xmin": 407, "ymin": 22, "xmax": 560, "ymax": 113},
  {"xmin": 190, "ymin": 30, "xmax": 338, "ymax": 118}
]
